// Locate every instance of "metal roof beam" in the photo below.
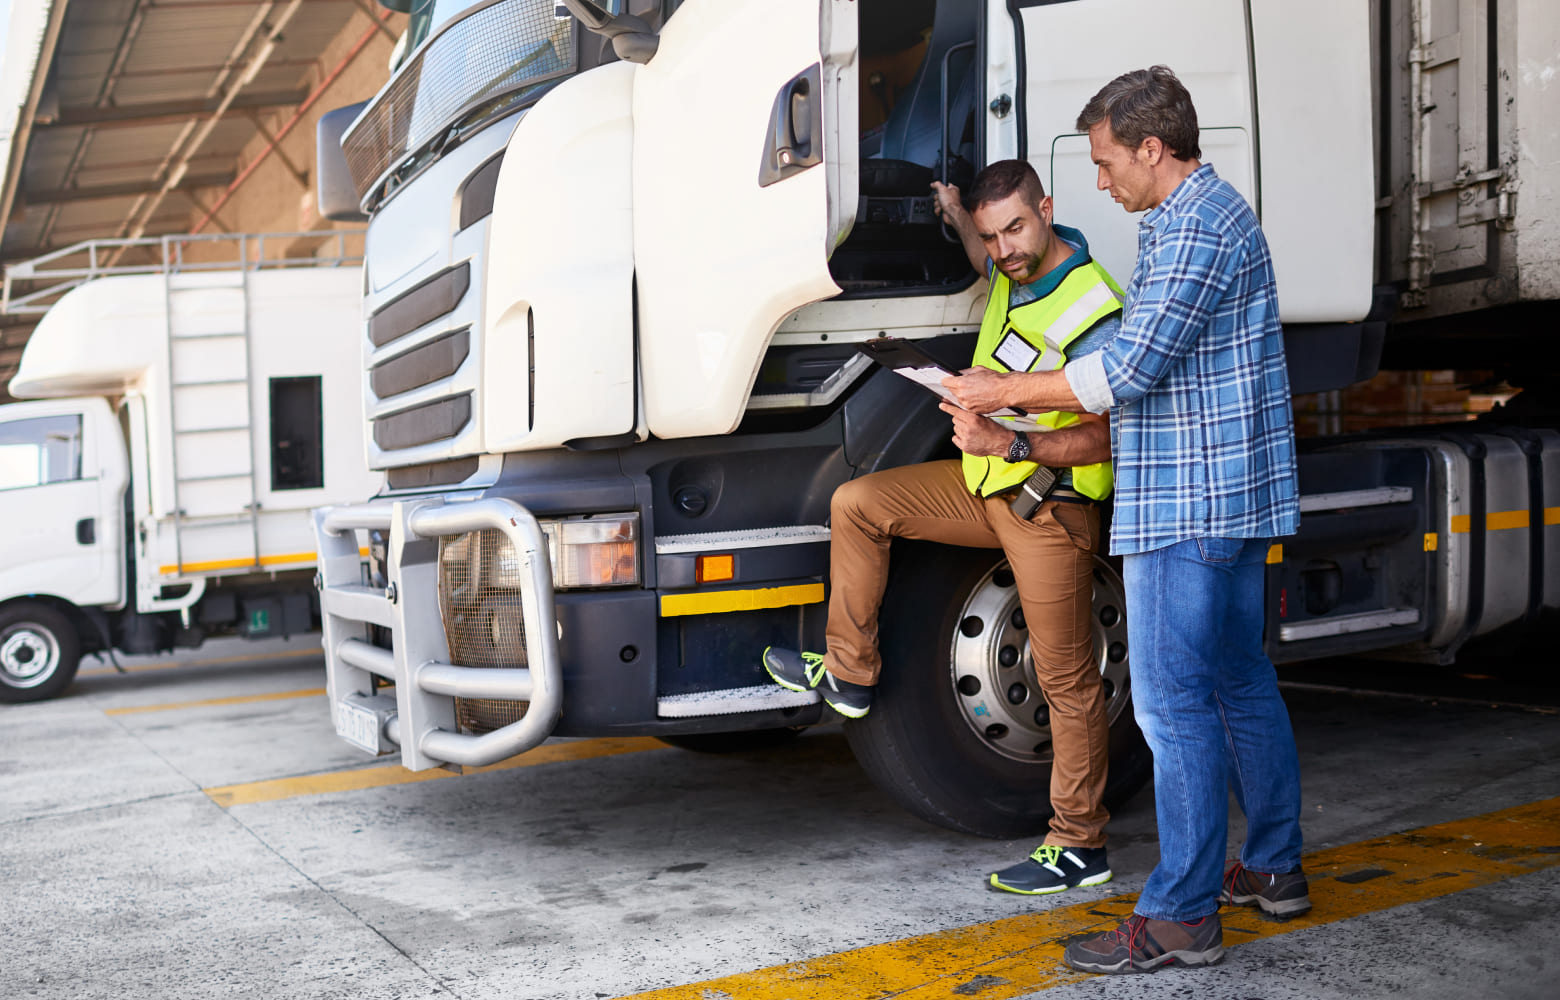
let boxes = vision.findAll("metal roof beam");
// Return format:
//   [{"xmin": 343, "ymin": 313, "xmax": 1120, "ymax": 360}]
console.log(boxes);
[
  {"xmin": 23, "ymin": 174, "xmax": 238, "ymax": 205},
  {"xmin": 117, "ymin": 0, "xmax": 308, "ymax": 246},
  {"xmin": 39, "ymin": 90, "xmax": 309, "ymax": 131}
]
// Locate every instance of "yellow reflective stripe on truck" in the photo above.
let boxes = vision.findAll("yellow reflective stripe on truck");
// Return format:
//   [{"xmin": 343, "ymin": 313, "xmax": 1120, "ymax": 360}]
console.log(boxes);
[
  {"xmin": 1448, "ymin": 509, "xmax": 1553, "ymax": 534},
  {"xmin": 158, "ymin": 547, "xmax": 370, "ymax": 575},
  {"xmin": 660, "ymin": 583, "xmax": 825, "ymax": 617}
]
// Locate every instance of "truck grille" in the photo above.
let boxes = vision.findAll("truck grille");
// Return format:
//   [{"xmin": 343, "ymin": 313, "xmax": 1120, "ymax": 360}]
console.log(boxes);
[
  {"xmin": 367, "ymin": 261, "xmax": 475, "ymax": 458},
  {"xmin": 342, "ymin": 0, "xmax": 574, "ymax": 201},
  {"xmin": 373, "ymin": 395, "xmax": 472, "ymax": 450},
  {"xmin": 371, "ymin": 329, "xmax": 471, "ymax": 399},
  {"xmin": 438, "ymin": 529, "xmax": 531, "ymax": 735},
  {"xmin": 369, "ymin": 263, "xmax": 468, "ymax": 348}
]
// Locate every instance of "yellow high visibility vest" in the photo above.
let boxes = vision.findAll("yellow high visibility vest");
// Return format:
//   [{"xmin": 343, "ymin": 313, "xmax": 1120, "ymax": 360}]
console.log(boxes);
[{"xmin": 960, "ymin": 259, "xmax": 1123, "ymax": 500}]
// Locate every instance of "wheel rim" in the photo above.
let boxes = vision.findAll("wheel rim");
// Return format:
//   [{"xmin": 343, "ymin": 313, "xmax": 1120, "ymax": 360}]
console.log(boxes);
[
  {"xmin": 1, "ymin": 624, "xmax": 62, "ymax": 688},
  {"xmin": 947, "ymin": 556, "xmax": 1131, "ymax": 763}
]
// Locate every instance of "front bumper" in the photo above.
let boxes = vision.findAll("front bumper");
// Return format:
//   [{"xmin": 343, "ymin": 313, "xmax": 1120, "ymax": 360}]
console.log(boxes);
[{"xmin": 313, "ymin": 497, "xmax": 562, "ymax": 771}]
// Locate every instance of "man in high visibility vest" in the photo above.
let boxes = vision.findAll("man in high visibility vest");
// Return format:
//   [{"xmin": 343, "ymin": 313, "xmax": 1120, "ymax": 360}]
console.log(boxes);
[{"xmin": 763, "ymin": 159, "xmax": 1123, "ymax": 895}]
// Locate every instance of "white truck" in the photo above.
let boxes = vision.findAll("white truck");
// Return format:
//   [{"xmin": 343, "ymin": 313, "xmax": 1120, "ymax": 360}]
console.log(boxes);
[
  {"xmin": 308, "ymin": 0, "xmax": 1560, "ymax": 836},
  {"xmin": 0, "ymin": 235, "xmax": 380, "ymax": 702}
]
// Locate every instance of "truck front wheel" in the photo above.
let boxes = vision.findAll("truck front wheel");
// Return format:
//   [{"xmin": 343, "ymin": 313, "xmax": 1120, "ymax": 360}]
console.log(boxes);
[
  {"xmin": 0, "ymin": 603, "xmax": 82, "ymax": 704},
  {"xmin": 845, "ymin": 543, "xmax": 1151, "ymax": 839}
]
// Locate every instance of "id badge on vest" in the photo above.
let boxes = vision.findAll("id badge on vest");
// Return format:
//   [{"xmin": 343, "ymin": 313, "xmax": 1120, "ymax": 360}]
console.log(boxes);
[{"xmin": 991, "ymin": 325, "xmax": 1041, "ymax": 373}]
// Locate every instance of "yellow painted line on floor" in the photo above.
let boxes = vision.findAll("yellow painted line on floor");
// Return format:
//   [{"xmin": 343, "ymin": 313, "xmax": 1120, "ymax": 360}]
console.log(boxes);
[
  {"xmin": 1546, "ymin": 505, "xmax": 1560, "ymax": 526},
  {"xmin": 659, "ymin": 582, "xmax": 825, "ymax": 617},
  {"xmin": 1265, "ymin": 543, "xmax": 1282, "ymax": 564},
  {"xmin": 620, "ymin": 796, "xmax": 1560, "ymax": 1000},
  {"xmin": 104, "ymin": 687, "xmax": 326, "ymax": 716},
  {"xmin": 79, "ymin": 646, "xmax": 322, "ymax": 677},
  {"xmin": 204, "ymin": 736, "xmax": 667, "ymax": 808}
]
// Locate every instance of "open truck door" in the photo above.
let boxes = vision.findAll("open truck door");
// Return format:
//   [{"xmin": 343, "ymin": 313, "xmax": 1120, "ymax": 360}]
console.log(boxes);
[
  {"xmin": 630, "ymin": 0, "xmax": 859, "ymax": 439},
  {"xmin": 1012, "ymin": 0, "xmax": 1373, "ymax": 325},
  {"xmin": 1014, "ymin": 0, "xmax": 1259, "ymax": 287}
]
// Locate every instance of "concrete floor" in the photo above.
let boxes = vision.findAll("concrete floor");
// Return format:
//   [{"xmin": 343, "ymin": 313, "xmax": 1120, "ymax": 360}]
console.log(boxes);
[{"xmin": 1, "ymin": 639, "xmax": 1557, "ymax": 1000}]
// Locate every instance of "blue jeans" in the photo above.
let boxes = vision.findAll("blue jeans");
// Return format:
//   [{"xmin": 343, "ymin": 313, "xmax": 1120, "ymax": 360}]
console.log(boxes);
[{"xmin": 1123, "ymin": 537, "xmax": 1304, "ymax": 921}]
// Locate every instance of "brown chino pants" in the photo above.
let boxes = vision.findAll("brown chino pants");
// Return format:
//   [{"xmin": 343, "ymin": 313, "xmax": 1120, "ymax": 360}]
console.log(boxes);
[{"xmin": 825, "ymin": 459, "xmax": 1110, "ymax": 848}]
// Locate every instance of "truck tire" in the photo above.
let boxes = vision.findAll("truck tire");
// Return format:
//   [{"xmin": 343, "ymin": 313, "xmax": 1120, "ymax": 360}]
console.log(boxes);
[
  {"xmin": 0, "ymin": 603, "xmax": 83, "ymax": 704},
  {"xmin": 845, "ymin": 542, "xmax": 1150, "ymax": 838},
  {"xmin": 657, "ymin": 728, "xmax": 805, "ymax": 754}
]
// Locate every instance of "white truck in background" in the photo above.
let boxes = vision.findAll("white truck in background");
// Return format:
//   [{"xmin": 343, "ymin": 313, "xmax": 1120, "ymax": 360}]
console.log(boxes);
[
  {"xmin": 0, "ymin": 235, "xmax": 379, "ymax": 702},
  {"xmin": 308, "ymin": 0, "xmax": 1560, "ymax": 837}
]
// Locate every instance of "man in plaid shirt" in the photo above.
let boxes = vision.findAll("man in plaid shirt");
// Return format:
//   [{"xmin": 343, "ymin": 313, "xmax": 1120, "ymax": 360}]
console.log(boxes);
[{"xmin": 945, "ymin": 66, "xmax": 1308, "ymax": 973}]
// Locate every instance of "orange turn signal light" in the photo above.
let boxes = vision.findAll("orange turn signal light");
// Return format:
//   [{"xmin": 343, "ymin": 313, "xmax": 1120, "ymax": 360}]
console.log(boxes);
[{"xmin": 696, "ymin": 553, "xmax": 735, "ymax": 584}]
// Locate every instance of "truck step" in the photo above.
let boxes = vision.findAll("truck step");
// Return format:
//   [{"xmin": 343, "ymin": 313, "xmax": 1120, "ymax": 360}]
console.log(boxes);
[
  {"xmin": 1279, "ymin": 607, "xmax": 1420, "ymax": 643},
  {"xmin": 656, "ymin": 684, "xmax": 819, "ymax": 718}
]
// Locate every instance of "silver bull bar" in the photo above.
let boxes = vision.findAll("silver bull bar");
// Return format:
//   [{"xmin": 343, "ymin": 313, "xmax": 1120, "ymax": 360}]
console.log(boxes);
[{"xmin": 313, "ymin": 498, "xmax": 563, "ymax": 770}]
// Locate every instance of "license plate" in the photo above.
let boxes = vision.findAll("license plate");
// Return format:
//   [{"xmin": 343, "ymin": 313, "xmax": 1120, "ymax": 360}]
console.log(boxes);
[{"xmin": 335, "ymin": 699, "xmax": 383, "ymax": 754}]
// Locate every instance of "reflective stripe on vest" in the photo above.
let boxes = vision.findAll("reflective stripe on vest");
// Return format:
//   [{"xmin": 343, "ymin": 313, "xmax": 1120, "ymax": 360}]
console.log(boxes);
[{"xmin": 961, "ymin": 260, "xmax": 1123, "ymax": 500}]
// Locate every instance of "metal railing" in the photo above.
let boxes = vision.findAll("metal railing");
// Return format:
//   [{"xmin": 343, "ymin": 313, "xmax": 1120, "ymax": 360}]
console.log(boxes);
[{"xmin": 2, "ymin": 230, "xmax": 363, "ymax": 315}]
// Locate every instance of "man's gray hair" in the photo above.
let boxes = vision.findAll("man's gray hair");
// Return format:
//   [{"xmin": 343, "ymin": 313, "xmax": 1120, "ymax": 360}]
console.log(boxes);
[{"xmin": 1075, "ymin": 66, "xmax": 1201, "ymax": 161}]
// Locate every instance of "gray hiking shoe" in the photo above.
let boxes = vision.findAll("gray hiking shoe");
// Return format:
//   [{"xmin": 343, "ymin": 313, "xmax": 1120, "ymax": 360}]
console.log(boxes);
[
  {"xmin": 1063, "ymin": 912, "xmax": 1224, "ymax": 974},
  {"xmin": 1221, "ymin": 861, "xmax": 1313, "ymax": 919}
]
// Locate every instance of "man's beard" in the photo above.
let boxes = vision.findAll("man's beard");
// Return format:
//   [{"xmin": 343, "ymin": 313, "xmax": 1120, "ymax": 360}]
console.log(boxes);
[{"xmin": 999, "ymin": 252, "xmax": 1041, "ymax": 281}]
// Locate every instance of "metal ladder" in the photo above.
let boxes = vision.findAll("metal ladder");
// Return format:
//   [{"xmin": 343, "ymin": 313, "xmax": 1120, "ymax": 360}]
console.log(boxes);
[{"xmin": 162, "ymin": 261, "xmax": 261, "ymax": 575}]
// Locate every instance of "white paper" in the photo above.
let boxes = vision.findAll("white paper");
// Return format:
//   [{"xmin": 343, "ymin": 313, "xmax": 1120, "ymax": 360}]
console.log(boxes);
[{"xmin": 890, "ymin": 365, "xmax": 1052, "ymax": 432}]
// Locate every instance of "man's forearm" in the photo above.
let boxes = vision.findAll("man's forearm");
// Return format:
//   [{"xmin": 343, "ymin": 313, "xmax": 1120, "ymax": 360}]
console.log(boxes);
[
  {"xmin": 1025, "ymin": 418, "xmax": 1110, "ymax": 468},
  {"xmin": 1011, "ymin": 370, "xmax": 1086, "ymax": 413},
  {"xmin": 948, "ymin": 209, "xmax": 986, "ymax": 275}
]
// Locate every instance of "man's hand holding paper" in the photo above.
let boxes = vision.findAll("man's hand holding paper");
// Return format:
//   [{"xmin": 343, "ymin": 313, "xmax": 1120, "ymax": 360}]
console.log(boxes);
[
  {"xmin": 939, "ymin": 400, "xmax": 1021, "ymax": 457},
  {"xmin": 942, "ymin": 365, "xmax": 1087, "ymax": 417}
]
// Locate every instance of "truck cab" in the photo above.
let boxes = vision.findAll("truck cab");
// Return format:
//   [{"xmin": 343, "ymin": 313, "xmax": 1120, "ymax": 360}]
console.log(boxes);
[{"xmin": 0, "ymin": 397, "xmax": 129, "ymax": 697}]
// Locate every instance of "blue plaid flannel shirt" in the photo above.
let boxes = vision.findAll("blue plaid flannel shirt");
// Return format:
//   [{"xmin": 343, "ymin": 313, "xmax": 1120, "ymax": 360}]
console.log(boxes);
[{"xmin": 1066, "ymin": 164, "xmax": 1300, "ymax": 556}]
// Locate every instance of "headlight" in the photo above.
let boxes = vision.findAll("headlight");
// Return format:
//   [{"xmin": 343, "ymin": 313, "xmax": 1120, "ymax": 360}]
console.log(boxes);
[{"xmin": 489, "ymin": 512, "xmax": 640, "ymax": 589}]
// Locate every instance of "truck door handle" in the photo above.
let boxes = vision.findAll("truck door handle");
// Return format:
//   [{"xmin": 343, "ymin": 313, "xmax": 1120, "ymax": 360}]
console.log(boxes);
[
  {"xmin": 76, "ymin": 518, "xmax": 96, "ymax": 545},
  {"xmin": 759, "ymin": 64, "xmax": 824, "ymax": 187}
]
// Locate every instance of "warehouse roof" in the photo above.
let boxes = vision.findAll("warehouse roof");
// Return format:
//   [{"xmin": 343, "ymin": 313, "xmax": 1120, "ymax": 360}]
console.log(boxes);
[{"xmin": 0, "ymin": 0, "xmax": 394, "ymax": 397}]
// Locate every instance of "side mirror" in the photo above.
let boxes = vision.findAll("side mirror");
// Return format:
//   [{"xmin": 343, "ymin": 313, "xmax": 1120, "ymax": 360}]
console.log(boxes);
[
  {"xmin": 316, "ymin": 103, "xmax": 369, "ymax": 223},
  {"xmin": 560, "ymin": 0, "xmax": 658, "ymax": 64}
]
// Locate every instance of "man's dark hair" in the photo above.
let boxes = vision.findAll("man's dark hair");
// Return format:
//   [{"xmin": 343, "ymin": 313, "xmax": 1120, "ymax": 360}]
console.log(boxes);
[
  {"xmin": 1075, "ymin": 65, "xmax": 1201, "ymax": 161},
  {"xmin": 966, "ymin": 159, "xmax": 1047, "ymax": 213}
]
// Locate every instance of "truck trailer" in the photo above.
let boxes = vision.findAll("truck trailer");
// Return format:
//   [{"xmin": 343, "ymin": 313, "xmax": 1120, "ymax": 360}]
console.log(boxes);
[
  {"xmin": 309, "ymin": 0, "xmax": 1560, "ymax": 836},
  {"xmin": 0, "ymin": 234, "xmax": 379, "ymax": 702}
]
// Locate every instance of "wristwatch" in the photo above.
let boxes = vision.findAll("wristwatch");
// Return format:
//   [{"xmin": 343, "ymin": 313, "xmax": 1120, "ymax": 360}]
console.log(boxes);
[{"xmin": 1006, "ymin": 430, "xmax": 1031, "ymax": 464}]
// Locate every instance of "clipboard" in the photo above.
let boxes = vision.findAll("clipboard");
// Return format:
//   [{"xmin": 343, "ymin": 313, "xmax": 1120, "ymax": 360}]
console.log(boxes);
[{"xmin": 856, "ymin": 338, "xmax": 1050, "ymax": 433}]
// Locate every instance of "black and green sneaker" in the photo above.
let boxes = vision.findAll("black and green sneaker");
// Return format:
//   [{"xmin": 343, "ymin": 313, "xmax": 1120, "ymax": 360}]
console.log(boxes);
[
  {"xmin": 761, "ymin": 647, "xmax": 873, "ymax": 719},
  {"xmin": 989, "ymin": 844, "xmax": 1112, "ymax": 895}
]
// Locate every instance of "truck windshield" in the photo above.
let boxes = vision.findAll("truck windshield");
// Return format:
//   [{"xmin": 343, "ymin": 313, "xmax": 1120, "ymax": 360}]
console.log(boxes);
[{"xmin": 345, "ymin": 0, "xmax": 578, "ymax": 209}]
